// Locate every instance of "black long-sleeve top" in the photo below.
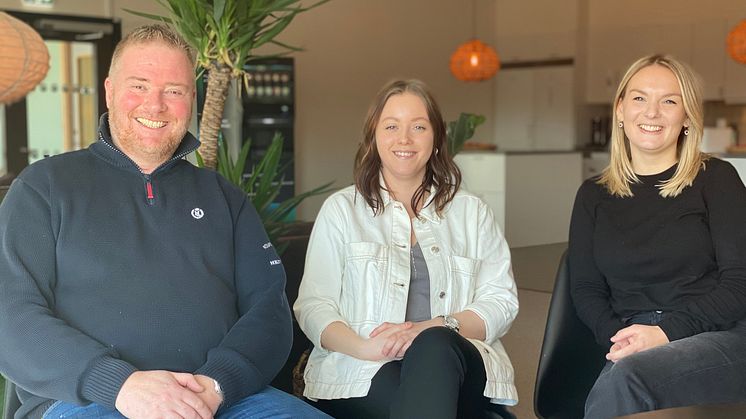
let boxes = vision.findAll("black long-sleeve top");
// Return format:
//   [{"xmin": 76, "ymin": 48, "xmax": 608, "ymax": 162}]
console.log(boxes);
[{"xmin": 569, "ymin": 158, "xmax": 746, "ymax": 349}]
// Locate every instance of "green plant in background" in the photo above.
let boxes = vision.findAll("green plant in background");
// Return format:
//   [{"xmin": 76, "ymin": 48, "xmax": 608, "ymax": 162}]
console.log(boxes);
[
  {"xmin": 126, "ymin": 0, "xmax": 329, "ymax": 169},
  {"xmin": 447, "ymin": 113, "xmax": 487, "ymax": 156},
  {"xmin": 196, "ymin": 133, "xmax": 333, "ymax": 254}
]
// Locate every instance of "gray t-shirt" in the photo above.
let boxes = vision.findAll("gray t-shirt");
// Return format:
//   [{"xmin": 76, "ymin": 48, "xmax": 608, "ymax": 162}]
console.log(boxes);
[{"xmin": 405, "ymin": 242, "xmax": 432, "ymax": 322}]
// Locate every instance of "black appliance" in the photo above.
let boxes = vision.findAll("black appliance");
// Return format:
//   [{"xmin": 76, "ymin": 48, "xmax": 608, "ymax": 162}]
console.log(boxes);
[
  {"xmin": 241, "ymin": 58, "xmax": 295, "ymax": 202},
  {"xmin": 590, "ymin": 115, "xmax": 611, "ymax": 148}
]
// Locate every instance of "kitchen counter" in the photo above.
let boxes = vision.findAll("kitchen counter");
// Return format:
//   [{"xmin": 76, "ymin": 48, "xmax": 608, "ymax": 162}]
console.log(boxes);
[
  {"xmin": 455, "ymin": 151, "xmax": 583, "ymax": 247},
  {"xmin": 458, "ymin": 149, "xmax": 581, "ymax": 155}
]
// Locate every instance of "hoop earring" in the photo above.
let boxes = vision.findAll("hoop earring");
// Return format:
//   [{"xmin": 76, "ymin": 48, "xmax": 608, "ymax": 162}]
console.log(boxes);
[
  {"xmin": 618, "ymin": 121, "xmax": 624, "ymax": 128},
  {"xmin": 435, "ymin": 147, "xmax": 439, "ymax": 155},
  {"xmin": 684, "ymin": 128, "xmax": 690, "ymax": 136}
]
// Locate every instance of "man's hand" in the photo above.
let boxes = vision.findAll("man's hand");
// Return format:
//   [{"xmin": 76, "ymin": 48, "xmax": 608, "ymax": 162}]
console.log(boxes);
[
  {"xmin": 366, "ymin": 318, "xmax": 441, "ymax": 360},
  {"xmin": 115, "ymin": 370, "xmax": 213, "ymax": 419},
  {"xmin": 193, "ymin": 375, "xmax": 223, "ymax": 415},
  {"xmin": 606, "ymin": 324, "xmax": 669, "ymax": 363}
]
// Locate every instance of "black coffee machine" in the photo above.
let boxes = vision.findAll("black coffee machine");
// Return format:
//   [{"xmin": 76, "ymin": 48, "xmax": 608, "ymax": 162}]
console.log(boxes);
[{"xmin": 590, "ymin": 116, "xmax": 611, "ymax": 148}]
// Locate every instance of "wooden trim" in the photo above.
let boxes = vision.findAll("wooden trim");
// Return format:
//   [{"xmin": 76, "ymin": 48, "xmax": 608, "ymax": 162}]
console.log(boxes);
[
  {"xmin": 501, "ymin": 58, "xmax": 574, "ymax": 69},
  {"xmin": 61, "ymin": 42, "xmax": 73, "ymax": 151}
]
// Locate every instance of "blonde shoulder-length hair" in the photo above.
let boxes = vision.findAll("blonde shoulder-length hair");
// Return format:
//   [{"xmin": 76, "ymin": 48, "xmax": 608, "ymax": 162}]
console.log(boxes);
[{"xmin": 599, "ymin": 54, "xmax": 708, "ymax": 198}]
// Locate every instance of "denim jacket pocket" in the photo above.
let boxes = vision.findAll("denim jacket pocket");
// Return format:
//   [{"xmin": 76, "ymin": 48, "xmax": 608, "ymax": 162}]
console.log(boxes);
[
  {"xmin": 447, "ymin": 255, "xmax": 481, "ymax": 307},
  {"xmin": 343, "ymin": 242, "xmax": 388, "ymax": 323}
]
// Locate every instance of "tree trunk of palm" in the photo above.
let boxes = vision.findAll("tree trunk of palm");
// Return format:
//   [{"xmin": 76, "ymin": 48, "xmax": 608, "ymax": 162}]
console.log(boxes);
[{"xmin": 198, "ymin": 63, "xmax": 232, "ymax": 169}]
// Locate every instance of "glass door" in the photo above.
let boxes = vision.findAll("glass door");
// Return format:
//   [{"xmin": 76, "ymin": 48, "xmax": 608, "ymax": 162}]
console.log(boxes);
[
  {"xmin": 1, "ymin": 11, "xmax": 120, "ymax": 178},
  {"xmin": 25, "ymin": 40, "xmax": 98, "ymax": 164}
]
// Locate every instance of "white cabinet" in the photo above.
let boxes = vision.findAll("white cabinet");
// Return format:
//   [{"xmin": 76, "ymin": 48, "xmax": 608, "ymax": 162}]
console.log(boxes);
[
  {"xmin": 495, "ymin": 66, "xmax": 575, "ymax": 151},
  {"xmin": 504, "ymin": 153, "xmax": 583, "ymax": 247},
  {"xmin": 582, "ymin": 151, "xmax": 609, "ymax": 180},
  {"xmin": 691, "ymin": 19, "xmax": 727, "ymax": 101},
  {"xmin": 455, "ymin": 151, "xmax": 584, "ymax": 247},
  {"xmin": 494, "ymin": 70, "xmax": 535, "ymax": 151},
  {"xmin": 587, "ymin": 21, "xmax": 728, "ymax": 103},
  {"xmin": 534, "ymin": 67, "xmax": 576, "ymax": 151},
  {"xmin": 585, "ymin": 28, "xmax": 625, "ymax": 104},
  {"xmin": 454, "ymin": 153, "xmax": 506, "ymax": 231}
]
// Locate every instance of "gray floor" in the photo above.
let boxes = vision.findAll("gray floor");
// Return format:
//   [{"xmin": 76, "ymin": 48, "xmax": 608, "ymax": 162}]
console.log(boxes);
[{"xmin": 501, "ymin": 243, "xmax": 566, "ymax": 419}]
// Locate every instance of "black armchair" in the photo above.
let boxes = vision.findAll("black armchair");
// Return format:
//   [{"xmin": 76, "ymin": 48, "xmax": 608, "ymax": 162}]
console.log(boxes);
[
  {"xmin": 3, "ymin": 379, "xmax": 20, "ymax": 419},
  {"xmin": 533, "ymin": 251, "xmax": 607, "ymax": 419}
]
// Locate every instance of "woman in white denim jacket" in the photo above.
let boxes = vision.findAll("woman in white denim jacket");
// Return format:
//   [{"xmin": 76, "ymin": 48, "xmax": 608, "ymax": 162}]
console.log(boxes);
[{"xmin": 294, "ymin": 80, "xmax": 519, "ymax": 419}]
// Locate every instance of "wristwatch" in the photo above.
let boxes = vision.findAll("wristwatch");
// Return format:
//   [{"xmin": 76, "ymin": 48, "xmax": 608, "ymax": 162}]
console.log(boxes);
[
  {"xmin": 213, "ymin": 378, "xmax": 224, "ymax": 400},
  {"xmin": 441, "ymin": 314, "xmax": 460, "ymax": 333}
]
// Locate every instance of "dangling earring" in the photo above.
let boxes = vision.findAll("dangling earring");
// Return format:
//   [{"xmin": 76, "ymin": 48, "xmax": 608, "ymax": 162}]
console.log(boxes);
[
  {"xmin": 435, "ymin": 147, "xmax": 439, "ymax": 155},
  {"xmin": 684, "ymin": 128, "xmax": 690, "ymax": 136},
  {"xmin": 618, "ymin": 121, "xmax": 624, "ymax": 128}
]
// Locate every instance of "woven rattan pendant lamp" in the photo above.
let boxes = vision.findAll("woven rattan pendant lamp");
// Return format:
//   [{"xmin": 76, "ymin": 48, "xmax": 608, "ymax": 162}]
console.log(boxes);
[
  {"xmin": 0, "ymin": 11, "xmax": 50, "ymax": 104},
  {"xmin": 727, "ymin": 19, "xmax": 746, "ymax": 64},
  {"xmin": 449, "ymin": 0, "xmax": 500, "ymax": 82}
]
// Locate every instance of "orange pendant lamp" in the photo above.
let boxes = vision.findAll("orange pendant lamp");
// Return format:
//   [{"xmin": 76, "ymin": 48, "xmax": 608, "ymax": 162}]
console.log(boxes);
[
  {"xmin": 450, "ymin": 1, "xmax": 500, "ymax": 82},
  {"xmin": 727, "ymin": 19, "xmax": 746, "ymax": 64},
  {"xmin": 0, "ymin": 12, "xmax": 50, "ymax": 104},
  {"xmin": 450, "ymin": 39, "xmax": 500, "ymax": 82}
]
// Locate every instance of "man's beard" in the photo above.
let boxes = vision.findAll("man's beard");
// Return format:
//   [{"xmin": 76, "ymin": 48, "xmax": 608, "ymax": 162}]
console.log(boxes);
[{"xmin": 108, "ymin": 108, "xmax": 187, "ymax": 167}]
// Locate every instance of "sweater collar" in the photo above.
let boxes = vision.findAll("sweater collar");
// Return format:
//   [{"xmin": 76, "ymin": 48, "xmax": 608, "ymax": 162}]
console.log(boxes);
[{"xmin": 90, "ymin": 112, "xmax": 201, "ymax": 174}]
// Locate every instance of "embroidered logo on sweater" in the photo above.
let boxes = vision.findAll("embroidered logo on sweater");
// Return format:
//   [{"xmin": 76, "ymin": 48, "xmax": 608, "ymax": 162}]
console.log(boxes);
[
  {"xmin": 270, "ymin": 259, "xmax": 282, "ymax": 265},
  {"xmin": 191, "ymin": 208, "xmax": 204, "ymax": 219},
  {"xmin": 262, "ymin": 242, "xmax": 272, "ymax": 249}
]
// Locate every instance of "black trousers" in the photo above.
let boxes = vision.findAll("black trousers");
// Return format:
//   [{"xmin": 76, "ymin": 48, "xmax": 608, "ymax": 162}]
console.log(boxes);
[{"xmin": 314, "ymin": 327, "xmax": 513, "ymax": 419}]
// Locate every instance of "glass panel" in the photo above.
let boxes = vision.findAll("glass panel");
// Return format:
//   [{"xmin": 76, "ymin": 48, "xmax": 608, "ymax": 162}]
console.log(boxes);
[{"xmin": 26, "ymin": 40, "xmax": 97, "ymax": 164}]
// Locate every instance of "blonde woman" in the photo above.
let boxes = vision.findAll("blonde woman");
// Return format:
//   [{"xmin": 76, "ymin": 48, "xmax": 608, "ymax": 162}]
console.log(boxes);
[
  {"xmin": 294, "ymin": 80, "xmax": 518, "ymax": 419},
  {"xmin": 569, "ymin": 54, "xmax": 746, "ymax": 418}
]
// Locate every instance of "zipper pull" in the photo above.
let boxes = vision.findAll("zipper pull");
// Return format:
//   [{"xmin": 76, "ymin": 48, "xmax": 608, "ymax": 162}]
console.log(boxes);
[{"xmin": 144, "ymin": 176, "xmax": 155, "ymax": 205}]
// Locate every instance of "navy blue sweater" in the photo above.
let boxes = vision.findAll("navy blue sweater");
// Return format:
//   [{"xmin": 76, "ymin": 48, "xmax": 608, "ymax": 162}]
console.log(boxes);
[
  {"xmin": 0, "ymin": 115, "xmax": 292, "ymax": 416},
  {"xmin": 569, "ymin": 158, "xmax": 746, "ymax": 349}
]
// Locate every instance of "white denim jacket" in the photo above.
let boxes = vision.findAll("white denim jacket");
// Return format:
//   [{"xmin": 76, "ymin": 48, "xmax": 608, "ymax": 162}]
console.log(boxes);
[{"xmin": 293, "ymin": 185, "xmax": 519, "ymax": 405}]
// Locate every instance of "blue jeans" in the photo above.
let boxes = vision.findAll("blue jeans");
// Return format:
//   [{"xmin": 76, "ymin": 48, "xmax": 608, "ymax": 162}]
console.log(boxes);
[
  {"xmin": 43, "ymin": 386, "xmax": 331, "ymax": 419},
  {"xmin": 584, "ymin": 314, "xmax": 746, "ymax": 419}
]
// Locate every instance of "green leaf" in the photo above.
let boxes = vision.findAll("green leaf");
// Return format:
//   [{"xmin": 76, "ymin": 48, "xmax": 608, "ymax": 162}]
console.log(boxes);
[
  {"xmin": 233, "ymin": 139, "xmax": 252, "ymax": 183},
  {"xmin": 122, "ymin": 8, "xmax": 172, "ymax": 24},
  {"xmin": 447, "ymin": 113, "xmax": 486, "ymax": 155},
  {"xmin": 269, "ymin": 39, "xmax": 304, "ymax": 52},
  {"xmin": 214, "ymin": 0, "xmax": 227, "ymax": 21}
]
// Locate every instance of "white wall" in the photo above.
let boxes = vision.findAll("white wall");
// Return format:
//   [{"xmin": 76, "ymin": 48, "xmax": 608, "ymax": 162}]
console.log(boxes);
[
  {"xmin": 494, "ymin": 0, "xmax": 578, "ymax": 61},
  {"xmin": 587, "ymin": 0, "xmax": 746, "ymax": 28}
]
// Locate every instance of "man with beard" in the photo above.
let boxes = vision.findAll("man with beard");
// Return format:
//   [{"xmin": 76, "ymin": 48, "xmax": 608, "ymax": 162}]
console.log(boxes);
[{"xmin": 0, "ymin": 25, "xmax": 328, "ymax": 419}]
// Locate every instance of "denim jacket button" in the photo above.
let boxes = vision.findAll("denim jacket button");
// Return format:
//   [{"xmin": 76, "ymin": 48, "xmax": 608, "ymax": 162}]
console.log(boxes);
[
  {"xmin": 439, "ymin": 291, "xmax": 446, "ymax": 299},
  {"xmin": 431, "ymin": 246, "xmax": 440, "ymax": 254}
]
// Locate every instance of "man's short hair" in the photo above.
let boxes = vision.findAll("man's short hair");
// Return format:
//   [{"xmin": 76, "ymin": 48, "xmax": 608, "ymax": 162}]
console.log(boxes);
[{"xmin": 109, "ymin": 24, "xmax": 196, "ymax": 77}]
